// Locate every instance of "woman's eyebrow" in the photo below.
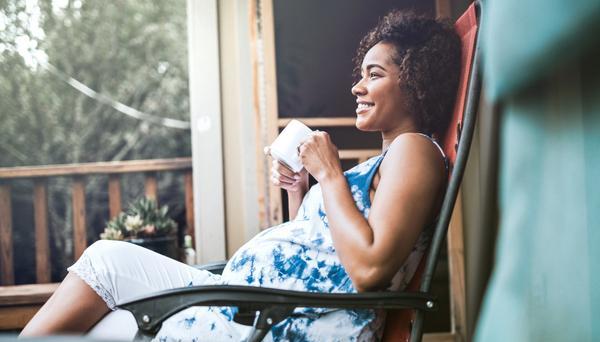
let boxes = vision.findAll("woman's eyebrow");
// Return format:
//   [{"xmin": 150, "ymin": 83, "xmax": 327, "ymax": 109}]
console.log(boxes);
[{"xmin": 365, "ymin": 63, "xmax": 387, "ymax": 72}]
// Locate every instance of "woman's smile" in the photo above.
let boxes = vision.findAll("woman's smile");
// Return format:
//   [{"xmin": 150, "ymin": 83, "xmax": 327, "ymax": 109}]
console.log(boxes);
[{"xmin": 356, "ymin": 100, "xmax": 374, "ymax": 114}]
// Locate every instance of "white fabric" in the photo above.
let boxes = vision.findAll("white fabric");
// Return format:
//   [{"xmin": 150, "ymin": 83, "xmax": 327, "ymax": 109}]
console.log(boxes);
[
  {"xmin": 87, "ymin": 310, "xmax": 137, "ymax": 341},
  {"xmin": 68, "ymin": 240, "xmax": 229, "ymax": 340},
  {"xmin": 68, "ymin": 240, "xmax": 217, "ymax": 309}
]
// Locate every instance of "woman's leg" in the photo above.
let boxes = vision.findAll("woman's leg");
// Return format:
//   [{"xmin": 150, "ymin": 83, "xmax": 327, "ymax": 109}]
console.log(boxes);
[
  {"xmin": 20, "ymin": 240, "xmax": 218, "ymax": 337},
  {"xmin": 20, "ymin": 272, "xmax": 110, "ymax": 336}
]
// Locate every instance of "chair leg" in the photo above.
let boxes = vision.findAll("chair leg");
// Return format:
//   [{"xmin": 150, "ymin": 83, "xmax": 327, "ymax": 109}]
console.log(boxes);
[
  {"xmin": 410, "ymin": 310, "xmax": 425, "ymax": 342},
  {"xmin": 133, "ymin": 330, "xmax": 155, "ymax": 341},
  {"xmin": 245, "ymin": 327, "xmax": 271, "ymax": 342}
]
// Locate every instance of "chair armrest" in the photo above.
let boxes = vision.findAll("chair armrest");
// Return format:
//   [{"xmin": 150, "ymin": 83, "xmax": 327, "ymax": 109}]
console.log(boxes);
[{"xmin": 117, "ymin": 285, "xmax": 437, "ymax": 335}]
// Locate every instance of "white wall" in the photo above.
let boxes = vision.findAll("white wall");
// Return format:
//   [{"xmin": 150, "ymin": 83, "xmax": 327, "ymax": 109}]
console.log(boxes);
[
  {"xmin": 187, "ymin": 0, "xmax": 259, "ymax": 261},
  {"xmin": 187, "ymin": 0, "xmax": 226, "ymax": 262}
]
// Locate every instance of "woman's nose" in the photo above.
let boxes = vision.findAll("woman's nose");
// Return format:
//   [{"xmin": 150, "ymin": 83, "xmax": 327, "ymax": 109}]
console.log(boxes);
[{"xmin": 351, "ymin": 79, "xmax": 366, "ymax": 96}]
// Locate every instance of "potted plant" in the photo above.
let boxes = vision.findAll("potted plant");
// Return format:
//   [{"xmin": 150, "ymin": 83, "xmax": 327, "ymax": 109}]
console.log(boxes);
[{"xmin": 99, "ymin": 197, "xmax": 178, "ymax": 259}]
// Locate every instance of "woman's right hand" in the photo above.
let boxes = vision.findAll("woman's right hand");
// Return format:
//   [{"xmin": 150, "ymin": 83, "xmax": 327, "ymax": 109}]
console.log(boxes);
[{"xmin": 270, "ymin": 159, "xmax": 309, "ymax": 193}]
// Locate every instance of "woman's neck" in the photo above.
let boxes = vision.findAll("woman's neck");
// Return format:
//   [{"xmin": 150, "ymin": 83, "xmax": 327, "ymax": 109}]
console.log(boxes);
[{"xmin": 381, "ymin": 123, "xmax": 419, "ymax": 152}]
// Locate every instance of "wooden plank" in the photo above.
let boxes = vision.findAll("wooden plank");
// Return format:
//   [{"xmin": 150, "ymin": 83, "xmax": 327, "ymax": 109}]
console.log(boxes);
[
  {"xmin": 184, "ymin": 171, "xmax": 195, "ymax": 239},
  {"xmin": 278, "ymin": 117, "xmax": 357, "ymax": 128},
  {"xmin": 338, "ymin": 149, "xmax": 380, "ymax": 163},
  {"xmin": 0, "ymin": 283, "xmax": 59, "ymax": 306},
  {"xmin": 435, "ymin": 0, "xmax": 452, "ymax": 19},
  {"xmin": 423, "ymin": 332, "xmax": 456, "ymax": 342},
  {"xmin": 250, "ymin": 0, "xmax": 269, "ymax": 229},
  {"xmin": 108, "ymin": 175, "xmax": 122, "ymax": 219},
  {"xmin": 33, "ymin": 180, "xmax": 51, "ymax": 284},
  {"xmin": 72, "ymin": 177, "xmax": 87, "ymax": 260},
  {"xmin": 262, "ymin": 0, "xmax": 283, "ymax": 227},
  {"xmin": 0, "ymin": 157, "xmax": 192, "ymax": 179},
  {"xmin": 0, "ymin": 283, "xmax": 58, "ymax": 329},
  {"xmin": 144, "ymin": 173, "xmax": 158, "ymax": 202},
  {"xmin": 0, "ymin": 185, "xmax": 14, "ymax": 285},
  {"xmin": 0, "ymin": 305, "xmax": 42, "ymax": 330},
  {"xmin": 447, "ymin": 191, "xmax": 467, "ymax": 342}
]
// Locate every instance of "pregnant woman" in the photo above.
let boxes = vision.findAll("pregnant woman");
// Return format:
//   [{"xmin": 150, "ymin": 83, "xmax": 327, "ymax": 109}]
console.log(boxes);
[{"xmin": 21, "ymin": 9, "xmax": 460, "ymax": 341}]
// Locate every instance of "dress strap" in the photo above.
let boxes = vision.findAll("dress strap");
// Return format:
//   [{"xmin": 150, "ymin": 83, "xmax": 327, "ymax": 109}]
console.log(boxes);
[{"xmin": 415, "ymin": 133, "xmax": 449, "ymax": 173}]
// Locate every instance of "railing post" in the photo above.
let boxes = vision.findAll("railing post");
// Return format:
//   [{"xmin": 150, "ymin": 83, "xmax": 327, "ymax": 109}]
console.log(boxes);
[
  {"xmin": 184, "ymin": 171, "xmax": 195, "ymax": 242},
  {"xmin": 108, "ymin": 175, "xmax": 122, "ymax": 219},
  {"xmin": 33, "ymin": 179, "xmax": 51, "ymax": 283},
  {"xmin": 72, "ymin": 177, "xmax": 87, "ymax": 260},
  {"xmin": 0, "ymin": 184, "xmax": 14, "ymax": 285},
  {"xmin": 144, "ymin": 172, "xmax": 158, "ymax": 203}
]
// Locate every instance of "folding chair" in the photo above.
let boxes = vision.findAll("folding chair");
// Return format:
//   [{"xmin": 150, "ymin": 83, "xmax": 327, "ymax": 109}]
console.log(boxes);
[{"xmin": 119, "ymin": 2, "xmax": 482, "ymax": 341}]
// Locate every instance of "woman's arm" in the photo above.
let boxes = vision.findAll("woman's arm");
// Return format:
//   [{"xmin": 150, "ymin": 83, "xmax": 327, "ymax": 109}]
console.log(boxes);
[
  {"xmin": 286, "ymin": 187, "xmax": 308, "ymax": 219},
  {"xmin": 301, "ymin": 133, "xmax": 445, "ymax": 292},
  {"xmin": 269, "ymin": 159, "xmax": 309, "ymax": 220}
]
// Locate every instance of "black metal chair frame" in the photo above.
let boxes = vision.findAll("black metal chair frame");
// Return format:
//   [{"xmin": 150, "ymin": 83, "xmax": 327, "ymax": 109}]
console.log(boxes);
[{"xmin": 118, "ymin": 3, "xmax": 482, "ymax": 341}]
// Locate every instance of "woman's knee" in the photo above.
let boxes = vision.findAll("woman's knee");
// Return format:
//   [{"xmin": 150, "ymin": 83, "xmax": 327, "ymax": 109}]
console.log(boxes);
[
  {"xmin": 81, "ymin": 240, "xmax": 143, "ymax": 269},
  {"xmin": 86, "ymin": 239, "xmax": 129, "ymax": 256}
]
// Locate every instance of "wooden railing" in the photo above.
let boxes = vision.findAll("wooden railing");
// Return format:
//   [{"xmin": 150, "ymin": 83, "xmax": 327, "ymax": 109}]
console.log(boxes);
[{"xmin": 0, "ymin": 158, "xmax": 193, "ymax": 286}]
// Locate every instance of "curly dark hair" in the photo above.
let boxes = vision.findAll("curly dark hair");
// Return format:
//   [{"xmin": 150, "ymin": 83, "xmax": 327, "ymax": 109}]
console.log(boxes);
[{"xmin": 353, "ymin": 10, "xmax": 461, "ymax": 136}]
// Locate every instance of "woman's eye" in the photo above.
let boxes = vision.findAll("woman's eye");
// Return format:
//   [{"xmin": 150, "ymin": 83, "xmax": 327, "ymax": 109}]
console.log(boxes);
[{"xmin": 369, "ymin": 72, "xmax": 380, "ymax": 79}]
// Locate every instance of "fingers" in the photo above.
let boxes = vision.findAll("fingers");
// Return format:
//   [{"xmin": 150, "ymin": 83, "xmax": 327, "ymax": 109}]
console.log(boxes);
[
  {"xmin": 301, "ymin": 130, "xmax": 330, "ymax": 146},
  {"xmin": 270, "ymin": 169, "xmax": 305, "ymax": 192},
  {"xmin": 272, "ymin": 160, "xmax": 295, "ymax": 177},
  {"xmin": 271, "ymin": 160, "xmax": 301, "ymax": 186},
  {"xmin": 271, "ymin": 172, "xmax": 294, "ymax": 187}
]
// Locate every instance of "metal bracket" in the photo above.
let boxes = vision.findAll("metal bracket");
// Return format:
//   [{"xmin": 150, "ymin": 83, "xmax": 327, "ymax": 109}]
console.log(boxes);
[{"xmin": 244, "ymin": 306, "xmax": 295, "ymax": 342}]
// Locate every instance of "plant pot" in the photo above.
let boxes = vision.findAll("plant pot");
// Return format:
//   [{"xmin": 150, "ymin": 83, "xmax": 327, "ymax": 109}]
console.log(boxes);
[{"xmin": 127, "ymin": 235, "xmax": 178, "ymax": 260}]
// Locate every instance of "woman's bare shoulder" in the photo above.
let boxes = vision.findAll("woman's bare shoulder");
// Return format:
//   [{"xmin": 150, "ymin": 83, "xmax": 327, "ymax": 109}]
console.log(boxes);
[{"xmin": 380, "ymin": 133, "xmax": 446, "ymax": 186}]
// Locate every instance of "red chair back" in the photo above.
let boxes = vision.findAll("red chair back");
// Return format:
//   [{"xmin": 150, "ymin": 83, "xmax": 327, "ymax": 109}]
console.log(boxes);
[{"xmin": 382, "ymin": 3, "xmax": 480, "ymax": 341}]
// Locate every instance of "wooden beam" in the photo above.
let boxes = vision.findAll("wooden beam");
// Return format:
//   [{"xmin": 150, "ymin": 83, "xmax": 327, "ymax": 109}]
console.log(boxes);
[
  {"xmin": 262, "ymin": 0, "xmax": 283, "ymax": 227},
  {"xmin": 250, "ymin": 0, "xmax": 271, "ymax": 230},
  {"xmin": 423, "ymin": 332, "xmax": 456, "ymax": 342},
  {"xmin": 278, "ymin": 117, "xmax": 357, "ymax": 128},
  {"xmin": 338, "ymin": 149, "xmax": 380, "ymax": 163},
  {"xmin": 33, "ymin": 180, "xmax": 51, "ymax": 284},
  {"xmin": 0, "ymin": 185, "xmax": 14, "ymax": 285},
  {"xmin": 184, "ymin": 171, "xmax": 195, "ymax": 240},
  {"xmin": 144, "ymin": 173, "xmax": 158, "ymax": 202},
  {"xmin": 0, "ymin": 157, "xmax": 192, "ymax": 179},
  {"xmin": 447, "ymin": 191, "xmax": 467, "ymax": 341},
  {"xmin": 0, "ymin": 283, "xmax": 59, "ymax": 330},
  {"xmin": 435, "ymin": 0, "xmax": 452, "ymax": 19},
  {"xmin": 0, "ymin": 305, "xmax": 42, "ymax": 330},
  {"xmin": 72, "ymin": 177, "xmax": 87, "ymax": 260},
  {"xmin": 108, "ymin": 175, "xmax": 122, "ymax": 219},
  {"xmin": 0, "ymin": 283, "xmax": 59, "ymax": 306}
]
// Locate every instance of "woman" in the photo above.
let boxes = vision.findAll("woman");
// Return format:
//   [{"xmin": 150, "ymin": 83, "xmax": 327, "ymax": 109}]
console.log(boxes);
[{"xmin": 21, "ymin": 10, "xmax": 460, "ymax": 341}]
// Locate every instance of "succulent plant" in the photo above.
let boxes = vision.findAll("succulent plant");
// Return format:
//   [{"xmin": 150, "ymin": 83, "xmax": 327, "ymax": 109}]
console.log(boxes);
[{"xmin": 100, "ymin": 197, "xmax": 177, "ymax": 240}]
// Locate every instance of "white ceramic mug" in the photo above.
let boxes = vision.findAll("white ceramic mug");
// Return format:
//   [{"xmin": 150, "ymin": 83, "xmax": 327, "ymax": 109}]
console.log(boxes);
[{"xmin": 268, "ymin": 119, "xmax": 313, "ymax": 172}]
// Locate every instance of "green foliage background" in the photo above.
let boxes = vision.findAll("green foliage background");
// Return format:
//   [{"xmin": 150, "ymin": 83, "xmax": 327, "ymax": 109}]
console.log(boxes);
[{"xmin": 0, "ymin": 0, "xmax": 191, "ymax": 283}]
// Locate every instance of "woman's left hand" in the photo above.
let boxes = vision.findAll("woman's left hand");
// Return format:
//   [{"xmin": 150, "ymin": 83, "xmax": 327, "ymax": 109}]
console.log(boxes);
[{"xmin": 298, "ymin": 131, "xmax": 343, "ymax": 183}]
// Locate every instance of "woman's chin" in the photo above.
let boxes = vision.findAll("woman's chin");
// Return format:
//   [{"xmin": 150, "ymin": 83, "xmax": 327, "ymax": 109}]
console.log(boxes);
[{"xmin": 355, "ymin": 117, "xmax": 374, "ymax": 132}]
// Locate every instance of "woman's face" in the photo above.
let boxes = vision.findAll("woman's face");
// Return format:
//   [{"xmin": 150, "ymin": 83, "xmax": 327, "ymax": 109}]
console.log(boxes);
[{"xmin": 351, "ymin": 42, "xmax": 411, "ymax": 134}]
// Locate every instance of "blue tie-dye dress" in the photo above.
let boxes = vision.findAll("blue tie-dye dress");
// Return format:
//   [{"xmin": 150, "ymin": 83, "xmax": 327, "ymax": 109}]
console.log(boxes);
[{"xmin": 154, "ymin": 153, "xmax": 430, "ymax": 342}]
